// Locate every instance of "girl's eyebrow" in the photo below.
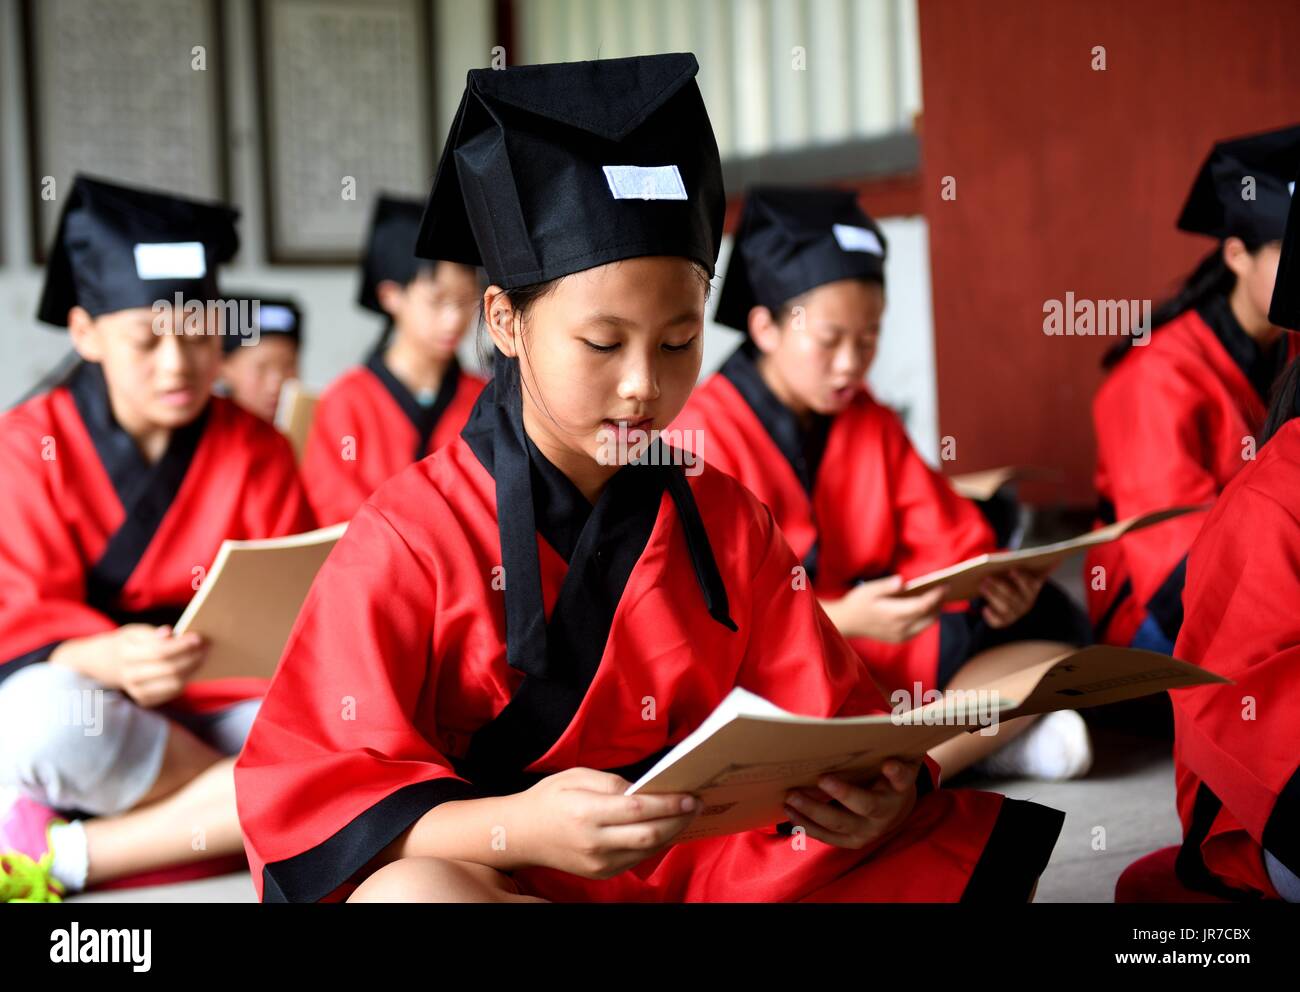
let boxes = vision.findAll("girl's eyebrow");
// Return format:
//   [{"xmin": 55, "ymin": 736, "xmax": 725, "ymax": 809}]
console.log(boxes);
[
  {"xmin": 582, "ymin": 310, "xmax": 702, "ymax": 330},
  {"xmin": 810, "ymin": 319, "xmax": 879, "ymax": 337}
]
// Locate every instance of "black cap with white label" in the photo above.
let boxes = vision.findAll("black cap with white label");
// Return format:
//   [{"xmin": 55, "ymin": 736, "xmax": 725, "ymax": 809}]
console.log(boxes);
[
  {"xmin": 712, "ymin": 185, "xmax": 888, "ymax": 332},
  {"xmin": 415, "ymin": 53, "xmax": 725, "ymax": 289},
  {"xmin": 37, "ymin": 174, "xmax": 239, "ymax": 328}
]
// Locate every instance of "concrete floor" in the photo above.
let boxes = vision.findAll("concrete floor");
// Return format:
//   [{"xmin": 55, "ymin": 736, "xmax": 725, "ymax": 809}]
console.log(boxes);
[{"xmin": 65, "ymin": 544, "xmax": 1183, "ymax": 904}]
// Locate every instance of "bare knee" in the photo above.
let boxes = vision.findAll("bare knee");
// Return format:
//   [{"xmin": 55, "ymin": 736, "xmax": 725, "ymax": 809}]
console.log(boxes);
[{"xmin": 347, "ymin": 857, "xmax": 543, "ymax": 903}]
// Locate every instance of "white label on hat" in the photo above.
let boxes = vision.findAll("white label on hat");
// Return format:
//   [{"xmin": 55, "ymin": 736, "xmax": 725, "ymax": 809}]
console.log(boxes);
[
  {"xmin": 257, "ymin": 303, "xmax": 296, "ymax": 331},
  {"xmin": 602, "ymin": 165, "xmax": 688, "ymax": 201},
  {"xmin": 1290, "ymin": 180, "xmax": 1295, "ymax": 197},
  {"xmin": 832, "ymin": 224, "xmax": 883, "ymax": 255},
  {"xmin": 133, "ymin": 242, "xmax": 206, "ymax": 280}
]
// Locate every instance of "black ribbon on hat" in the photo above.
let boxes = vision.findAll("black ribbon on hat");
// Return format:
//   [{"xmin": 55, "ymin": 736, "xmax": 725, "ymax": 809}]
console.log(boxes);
[{"xmin": 479, "ymin": 350, "xmax": 735, "ymax": 680}]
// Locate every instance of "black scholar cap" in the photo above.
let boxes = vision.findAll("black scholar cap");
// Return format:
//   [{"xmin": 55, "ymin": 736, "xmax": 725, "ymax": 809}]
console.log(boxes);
[
  {"xmin": 712, "ymin": 185, "xmax": 887, "ymax": 332},
  {"xmin": 1177, "ymin": 123, "xmax": 1300, "ymax": 247},
  {"xmin": 357, "ymin": 194, "xmax": 433, "ymax": 315},
  {"xmin": 37, "ymin": 174, "xmax": 239, "ymax": 328},
  {"xmin": 415, "ymin": 53, "xmax": 724, "ymax": 289},
  {"xmin": 1269, "ymin": 164, "xmax": 1299, "ymax": 331},
  {"xmin": 219, "ymin": 291, "xmax": 304, "ymax": 353}
]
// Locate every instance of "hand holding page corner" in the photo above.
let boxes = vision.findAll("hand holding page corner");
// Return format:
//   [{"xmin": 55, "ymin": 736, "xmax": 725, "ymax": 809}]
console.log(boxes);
[
  {"xmin": 627, "ymin": 643, "xmax": 1227, "ymax": 842},
  {"xmin": 902, "ymin": 504, "xmax": 1210, "ymax": 602}
]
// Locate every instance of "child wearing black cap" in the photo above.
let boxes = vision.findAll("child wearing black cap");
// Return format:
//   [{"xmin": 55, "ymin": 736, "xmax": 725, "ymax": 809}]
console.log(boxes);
[
  {"xmin": 235, "ymin": 54, "xmax": 1064, "ymax": 904},
  {"xmin": 301, "ymin": 195, "xmax": 485, "ymax": 524},
  {"xmin": 1167, "ymin": 166, "xmax": 1300, "ymax": 901},
  {"xmin": 0, "ymin": 176, "xmax": 316, "ymax": 901},
  {"xmin": 218, "ymin": 293, "xmax": 303, "ymax": 423},
  {"xmin": 1088, "ymin": 124, "xmax": 1300, "ymax": 653},
  {"xmin": 675, "ymin": 186, "xmax": 1093, "ymax": 782}
]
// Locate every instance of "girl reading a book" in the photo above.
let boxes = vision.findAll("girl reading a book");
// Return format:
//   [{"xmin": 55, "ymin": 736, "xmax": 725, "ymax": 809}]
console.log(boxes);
[
  {"xmin": 235, "ymin": 54, "xmax": 1065, "ymax": 903},
  {"xmin": 0, "ymin": 176, "xmax": 315, "ymax": 902},
  {"xmin": 1087, "ymin": 125, "xmax": 1300, "ymax": 653},
  {"xmin": 674, "ymin": 186, "xmax": 1093, "ymax": 781}
]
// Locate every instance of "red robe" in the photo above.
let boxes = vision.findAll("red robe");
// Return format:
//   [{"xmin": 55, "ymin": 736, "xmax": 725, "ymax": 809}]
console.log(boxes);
[
  {"xmin": 673, "ymin": 352, "xmax": 997, "ymax": 694},
  {"xmin": 0, "ymin": 362, "xmax": 316, "ymax": 712},
  {"xmin": 1170, "ymin": 416, "xmax": 1300, "ymax": 899},
  {"xmin": 1087, "ymin": 303, "xmax": 1300, "ymax": 646},
  {"xmin": 235, "ymin": 378, "xmax": 1064, "ymax": 903},
  {"xmin": 301, "ymin": 354, "xmax": 484, "ymax": 524}
]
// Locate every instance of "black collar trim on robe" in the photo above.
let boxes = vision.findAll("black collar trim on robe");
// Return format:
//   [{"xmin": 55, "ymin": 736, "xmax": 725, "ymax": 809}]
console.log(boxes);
[
  {"xmin": 365, "ymin": 351, "xmax": 462, "ymax": 461},
  {"xmin": 1196, "ymin": 293, "xmax": 1288, "ymax": 403},
  {"xmin": 719, "ymin": 342, "xmax": 833, "ymax": 493},
  {"xmin": 719, "ymin": 342, "xmax": 832, "ymax": 579},
  {"xmin": 67, "ymin": 362, "xmax": 209, "ymax": 619},
  {"xmin": 454, "ymin": 354, "xmax": 736, "ymax": 795}
]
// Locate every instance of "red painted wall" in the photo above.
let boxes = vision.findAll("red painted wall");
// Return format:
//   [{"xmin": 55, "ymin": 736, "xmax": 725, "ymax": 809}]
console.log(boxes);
[{"xmin": 917, "ymin": 0, "xmax": 1300, "ymax": 506}]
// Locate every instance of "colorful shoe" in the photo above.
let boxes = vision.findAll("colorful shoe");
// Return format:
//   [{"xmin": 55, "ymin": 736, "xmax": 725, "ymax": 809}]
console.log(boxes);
[{"xmin": 0, "ymin": 796, "xmax": 67, "ymax": 902}]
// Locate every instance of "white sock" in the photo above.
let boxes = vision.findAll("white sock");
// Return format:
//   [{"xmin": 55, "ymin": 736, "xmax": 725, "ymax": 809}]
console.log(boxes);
[
  {"xmin": 48, "ymin": 820, "xmax": 89, "ymax": 892},
  {"xmin": 975, "ymin": 710, "xmax": 1094, "ymax": 781}
]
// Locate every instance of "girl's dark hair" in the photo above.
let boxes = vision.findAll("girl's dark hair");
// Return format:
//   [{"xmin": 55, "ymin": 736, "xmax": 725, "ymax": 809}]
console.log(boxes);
[
  {"xmin": 474, "ymin": 278, "xmax": 560, "ymax": 394},
  {"xmin": 1102, "ymin": 246, "xmax": 1236, "ymax": 369},
  {"xmin": 1261, "ymin": 353, "xmax": 1300, "ymax": 445}
]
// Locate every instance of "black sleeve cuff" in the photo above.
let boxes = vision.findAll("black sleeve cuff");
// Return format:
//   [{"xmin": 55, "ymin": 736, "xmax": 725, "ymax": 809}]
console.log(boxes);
[{"xmin": 261, "ymin": 776, "xmax": 484, "ymax": 903}]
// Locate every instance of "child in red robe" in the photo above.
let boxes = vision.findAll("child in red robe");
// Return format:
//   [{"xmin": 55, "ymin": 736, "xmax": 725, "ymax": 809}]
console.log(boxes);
[
  {"xmin": 235, "ymin": 54, "xmax": 1065, "ymax": 904},
  {"xmin": 0, "ymin": 176, "xmax": 315, "ymax": 902}
]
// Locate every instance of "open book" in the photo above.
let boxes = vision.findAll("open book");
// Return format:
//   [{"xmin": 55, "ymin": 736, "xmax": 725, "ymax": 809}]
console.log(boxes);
[
  {"xmin": 903, "ymin": 504, "xmax": 1207, "ymax": 601},
  {"xmin": 626, "ymin": 642, "xmax": 1227, "ymax": 842},
  {"xmin": 174, "ymin": 523, "xmax": 347, "ymax": 681},
  {"xmin": 274, "ymin": 379, "xmax": 318, "ymax": 461}
]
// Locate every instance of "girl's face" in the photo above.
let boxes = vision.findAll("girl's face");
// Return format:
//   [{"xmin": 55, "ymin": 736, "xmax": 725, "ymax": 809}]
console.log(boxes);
[
  {"xmin": 380, "ymin": 261, "xmax": 480, "ymax": 361},
  {"xmin": 1227, "ymin": 239, "xmax": 1283, "ymax": 332},
  {"xmin": 487, "ymin": 256, "xmax": 706, "ymax": 473},
  {"xmin": 221, "ymin": 335, "xmax": 299, "ymax": 422},
  {"xmin": 750, "ymin": 277, "xmax": 884, "ymax": 416},
  {"xmin": 68, "ymin": 304, "xmax": 221, "ymax": 434}
]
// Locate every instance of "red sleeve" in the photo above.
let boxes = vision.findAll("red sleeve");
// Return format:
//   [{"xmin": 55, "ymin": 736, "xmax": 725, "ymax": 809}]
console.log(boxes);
[
  {"xmin": 234, "ymin": 500, "xmax": 477, "ymax": 902},
  {"xmin": 301, "ymin": 385, "xmax": 375, "ymax": 525},
  {"xmin": 733, "ymin": 492, "xmax": 889, "ymax": 720},
  {"xmin": 880, "ymin": 406, "xmax": 997, "ymax": 578},
  {"xmin": 242, "ymin": 426, "xmax": 317, "ymax": 537},
  {"xmin": 1094, "ymin": 366, "xmax": 1216, "ymax": 606},
  {"xmin": 1173, "ymin": 472, "xmax": 1300, "ymax": 846},
  {"xmin": 732, "ymin": 491, "xmax": 943, "ymax": 827},
  {"xmin": 0, "ymin": 410, "xmax": 116, "ymax": 676}
]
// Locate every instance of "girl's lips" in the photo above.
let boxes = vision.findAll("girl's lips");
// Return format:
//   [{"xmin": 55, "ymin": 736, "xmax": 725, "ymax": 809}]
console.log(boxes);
[
  {"xmin": 158, "ymin": 388, "xmax": 196, "ymax": 407},
  {"xmin": 603, "ymin": 417, "xmax": 654, "ymax": 433}
]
